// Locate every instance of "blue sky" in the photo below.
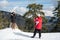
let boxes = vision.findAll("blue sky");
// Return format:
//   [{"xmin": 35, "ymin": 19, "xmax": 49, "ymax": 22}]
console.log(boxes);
[{"xmin": 0, "ymin": 0, "xmax": 58, "ymax": 16}]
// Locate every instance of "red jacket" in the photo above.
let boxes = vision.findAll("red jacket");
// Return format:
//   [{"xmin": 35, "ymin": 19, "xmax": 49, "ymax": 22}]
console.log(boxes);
[{"xmin": 34, "ymin": 16, "xmax": 42, "ymax": 30}]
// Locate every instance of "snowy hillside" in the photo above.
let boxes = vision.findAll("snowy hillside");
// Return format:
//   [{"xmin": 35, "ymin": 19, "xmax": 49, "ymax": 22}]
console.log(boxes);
[{"xmin": 0, "ymin": 28, "xmax": 60, "ymax": 40}]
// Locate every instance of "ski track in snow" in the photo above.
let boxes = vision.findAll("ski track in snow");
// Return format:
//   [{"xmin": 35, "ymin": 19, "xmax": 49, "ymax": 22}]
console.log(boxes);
[{"xmin": 0, "ymin": 28, "xmax": 60, "ymax": 40}]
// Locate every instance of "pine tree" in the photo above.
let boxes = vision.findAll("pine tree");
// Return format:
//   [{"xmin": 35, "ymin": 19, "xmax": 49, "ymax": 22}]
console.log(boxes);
[
  {"xmin": 0, "ymin": 11, "xmax": 4, "ymax": 29},
  {"xmin": 53, "ymin": 1, "xmax": 60, "ymax": 32},
  {"xmin": 0, "ymin": 11, "xmax": 9, "ymax": 29}
]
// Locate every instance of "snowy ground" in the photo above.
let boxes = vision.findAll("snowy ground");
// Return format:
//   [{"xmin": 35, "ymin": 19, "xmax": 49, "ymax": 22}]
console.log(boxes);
[{"xmin": 0, "ymin": 28, "xmax": 60, "ymax": 40}]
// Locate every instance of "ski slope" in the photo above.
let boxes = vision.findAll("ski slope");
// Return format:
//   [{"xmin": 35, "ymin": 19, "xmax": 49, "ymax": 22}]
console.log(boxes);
[{"xmin": 0, "ymin": 28, "xmax": 60, "ymax": 40}]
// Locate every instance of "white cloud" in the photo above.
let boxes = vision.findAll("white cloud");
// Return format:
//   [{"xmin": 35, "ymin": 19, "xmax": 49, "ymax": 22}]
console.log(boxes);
[
  {"xmin": 9, "ymin": 6, "xmax": 54, "ymax": 16},
  {"xmin": 40, "ymin": 10, "xmax": 54, "ymax": 16},
  {"xmin": 19, "ymin": 7, "xmax": 28, "ymax": 13},
  {"xmin": 16, "ymin": 7, "xmax": 28, "ymax": 15},
  {"xmin": 48, "ymin": 6, "xmax": 55, "ymax": 11},
  {"xmin": 10, "ymin": 6, "xmax": 28, "ymax": 15},
  {"xmin": 0, "ymin": 0, "xmax": 56, "ymax": 17},
  {"xmin": 43, "ymin": 5, "xmax": 55, "ymax": 11},
  {"xmin": 0, "ymin": 0, "xmax": 8, "ymax": 7}
]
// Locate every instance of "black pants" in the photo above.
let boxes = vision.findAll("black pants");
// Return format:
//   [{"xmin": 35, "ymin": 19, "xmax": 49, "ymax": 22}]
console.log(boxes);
[{"xmin": 33, "ymin": 29, "xmax": 41, "ymax": 38}]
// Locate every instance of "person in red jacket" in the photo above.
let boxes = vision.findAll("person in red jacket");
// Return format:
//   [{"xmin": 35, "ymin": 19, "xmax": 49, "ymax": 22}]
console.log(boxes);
[{"xmin": 31, "ymin": 14, "xmax": 42, "ymax": 38}]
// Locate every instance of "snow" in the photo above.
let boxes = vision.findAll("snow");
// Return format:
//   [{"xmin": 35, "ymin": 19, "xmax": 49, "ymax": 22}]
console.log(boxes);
[{"xmin": 0, "ymin": 28, "xmax": 60, "ymax": 40}]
